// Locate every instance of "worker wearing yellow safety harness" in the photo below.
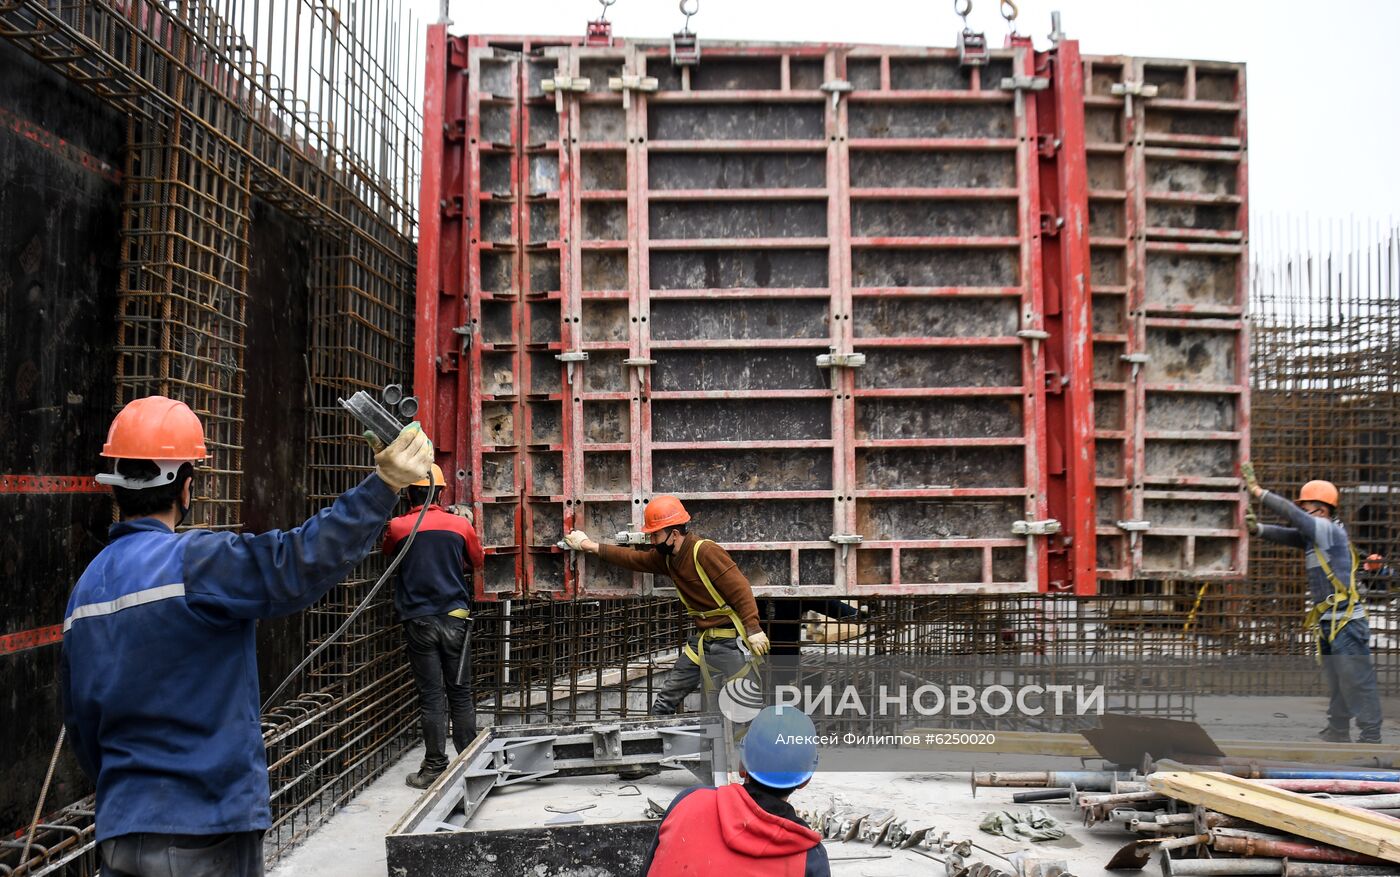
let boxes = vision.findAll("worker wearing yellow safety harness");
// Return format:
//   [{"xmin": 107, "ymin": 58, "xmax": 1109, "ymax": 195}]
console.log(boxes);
[
  {"xmin": 563, "ymin": 495, "xmax": 771, "ymax": 715},
  {"xmin": 1243, "ymin": 463, "xmax": 1382, "ymax": 744}
]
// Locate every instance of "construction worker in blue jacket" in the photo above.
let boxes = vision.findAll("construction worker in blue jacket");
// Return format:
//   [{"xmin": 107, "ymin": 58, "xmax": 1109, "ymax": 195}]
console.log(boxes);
[
  {"xmin": 61, "ymin": 395, "xmax": 433, "ymax": 876},
  {"xmin": 1243, "ymin": 463, "xmax": 1382, "ymax": 744}
]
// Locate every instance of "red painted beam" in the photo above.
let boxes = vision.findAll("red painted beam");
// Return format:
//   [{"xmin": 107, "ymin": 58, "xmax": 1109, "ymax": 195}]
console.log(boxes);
[
  {"xmin": 0, "ymin": 475, "xmax": 107, "ymax": 494},
  {"xmin": 0, "ymin": 105, "xmax": 122, "ymax": 184},
  {"xmin": 0, "ymin": 624, "xmax": 63, "ymax": 655}
]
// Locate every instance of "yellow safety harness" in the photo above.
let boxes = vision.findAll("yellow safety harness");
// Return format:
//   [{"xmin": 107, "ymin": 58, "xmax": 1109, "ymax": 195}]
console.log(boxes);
[
  {"xmin": 669, "ymin": 539, "xmax": 759, "ymax": 692},
  {"xmin": 1302, "ymin": 542, "xmax": 1362, "ymax": 660}
]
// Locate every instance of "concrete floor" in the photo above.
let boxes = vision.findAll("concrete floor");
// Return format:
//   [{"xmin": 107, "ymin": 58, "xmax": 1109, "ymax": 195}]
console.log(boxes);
[
  {"xmin": 268, "ymin": 694, "xmax": 1400, "ymax": 877},
  {"xmin": 269, "ymin": 745, "xmax": 1136, "ymax": 877}
]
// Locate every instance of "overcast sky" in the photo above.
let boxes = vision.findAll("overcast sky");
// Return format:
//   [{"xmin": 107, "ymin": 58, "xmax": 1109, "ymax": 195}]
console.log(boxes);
[{"xmin": 406, "ymin": 0, "xmax": 1400, "ymax": 233}]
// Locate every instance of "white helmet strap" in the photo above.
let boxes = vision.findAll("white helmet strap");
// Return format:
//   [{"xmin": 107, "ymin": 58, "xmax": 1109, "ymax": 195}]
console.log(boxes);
[{"xmin": 95, "ymin": 459, "xmax": 193, "ymax": 490}]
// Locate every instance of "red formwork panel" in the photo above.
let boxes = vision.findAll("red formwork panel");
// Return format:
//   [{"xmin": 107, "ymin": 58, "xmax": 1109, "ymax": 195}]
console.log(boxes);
[
  {"xmin": 417, "ymin": 27, "xmax": 1248, "ymax": 598},
  {"xmin": 1079, "ymin": 55, "xmax": 1250, "ymax": 582}
]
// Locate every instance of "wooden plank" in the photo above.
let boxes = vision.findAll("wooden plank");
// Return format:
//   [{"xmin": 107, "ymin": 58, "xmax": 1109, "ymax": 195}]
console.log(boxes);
[
  {"xmin": 905, "ymin": 728, "xmax": 1400, "ymax": 765},
  {"xmin": 1147, "ymin": 766, "xmax": 1400, "ymax": 863}
]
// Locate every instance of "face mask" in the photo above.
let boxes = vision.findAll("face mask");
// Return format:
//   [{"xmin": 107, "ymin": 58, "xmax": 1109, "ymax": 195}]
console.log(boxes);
[{"xmin": 653, "ymin": 532, "xmax": 680, "ymax": 557}]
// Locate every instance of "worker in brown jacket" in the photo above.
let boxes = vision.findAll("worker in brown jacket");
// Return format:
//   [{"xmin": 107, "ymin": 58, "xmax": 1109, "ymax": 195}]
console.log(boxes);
[{"xmin": 563, "ymin": 495, "xmax": 771, "ymax": 714}]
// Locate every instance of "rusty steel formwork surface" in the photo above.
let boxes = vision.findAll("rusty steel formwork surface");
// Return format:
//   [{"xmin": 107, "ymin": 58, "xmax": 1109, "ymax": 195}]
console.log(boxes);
[
  {"xmin": 1081, "ymin": 56, "xmax": 1250, "ymax": 582},
  {"xmin": 417, "ymin": 32, "xmax": 1251, "ymax": 600}
]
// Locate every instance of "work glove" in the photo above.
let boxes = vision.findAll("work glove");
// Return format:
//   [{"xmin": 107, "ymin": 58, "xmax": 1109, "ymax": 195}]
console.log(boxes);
[
  {"xmin": 1240, "ymin": 461, "xmax": 1259, "ymax": 493},
  {"xmin": 746, "ymin": 630, "xmax": 771, "ymax": 657},
  {"xmin": 1245, "ymin": 507, "xmax": 1259, "ymax": 535},
  {"xmin": 374, "ymin": 424, "xmax": 434, "ymax": 491},
  {"xmin": 562, "ymin": 529, "xmax": 590, "ymax": 551},
  {"xmin": 448, "ymin": 504, "xmax": 475, "ymax": 524}
]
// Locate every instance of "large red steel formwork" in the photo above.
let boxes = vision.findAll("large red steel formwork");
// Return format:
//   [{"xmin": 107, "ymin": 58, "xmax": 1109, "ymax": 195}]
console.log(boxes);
[
  {"xmin": 417, "ymin": 28, "xmax": 1248, "ymax": 598},
  {"xmin": 1079, "ymin": 55, "xmax": 1250, "ymax": 582}
]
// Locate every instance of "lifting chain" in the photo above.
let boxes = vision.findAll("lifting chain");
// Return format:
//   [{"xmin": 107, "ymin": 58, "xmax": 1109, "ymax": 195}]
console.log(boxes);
[{"xmin": 596, "ymin": 0, "xmax": 615, "ymax": 21}]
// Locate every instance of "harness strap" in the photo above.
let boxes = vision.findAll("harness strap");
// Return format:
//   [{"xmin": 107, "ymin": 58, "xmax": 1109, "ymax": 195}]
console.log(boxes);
[
  {"xmin": 1303, "ymin": 542, "xmax": 1362, "ymax": 661},
  {"xmin": 670, "ymin": 539, "xmax": 760, "ymax": 692}
]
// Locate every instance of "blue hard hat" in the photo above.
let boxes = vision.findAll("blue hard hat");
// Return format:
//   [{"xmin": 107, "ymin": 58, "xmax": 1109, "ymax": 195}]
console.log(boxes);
[{"xmin": 741, "ymin": 705, "xmax": 819, "ymax": 789}]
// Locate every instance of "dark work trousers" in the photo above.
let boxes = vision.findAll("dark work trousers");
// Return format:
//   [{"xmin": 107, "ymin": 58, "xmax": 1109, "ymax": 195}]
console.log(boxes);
[
  {"xmin": 651, "ymin": 636, "xmax": 748, "ymax": 715},
  {"xmin": 404, "ymin": 614, "xmax": 476, "ymax": 771},
  {"xmin": 1320, "ymin": 616, "xmax": 1383, "ymax": 742},
  {"xmin": 100, "ymin": 831, "xmax": 264, "ymax": 877}
]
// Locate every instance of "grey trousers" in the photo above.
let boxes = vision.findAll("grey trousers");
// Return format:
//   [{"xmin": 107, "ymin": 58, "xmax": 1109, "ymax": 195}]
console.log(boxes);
[
  {"xmin": 651, "ymin": 636, "xmax": 748, "ymax": 715},
  {"xmin": 1321, "ymin": 616, "xmax": 1383, "ymax": 742},
  {"xmin": 100, "ymin": 831, "xmax": 264, "ymax": 877}
]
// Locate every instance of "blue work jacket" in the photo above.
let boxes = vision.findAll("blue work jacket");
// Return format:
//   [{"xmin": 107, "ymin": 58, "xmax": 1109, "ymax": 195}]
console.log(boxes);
[{"xmin": 61, "ymin": 474, "xmax": 398, "ymax": 842}]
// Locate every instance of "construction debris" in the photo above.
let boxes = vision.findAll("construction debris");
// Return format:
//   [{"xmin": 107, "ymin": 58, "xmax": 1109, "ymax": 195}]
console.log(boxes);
[{"xmin": 979, "ymin": 807, "xmax": 1067, "ymax": 842}]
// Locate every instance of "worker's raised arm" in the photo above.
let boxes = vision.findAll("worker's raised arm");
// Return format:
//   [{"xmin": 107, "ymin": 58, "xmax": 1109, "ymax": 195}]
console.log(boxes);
[
  {"xmin": 183, "ymin": 426, "xmax": 432, "ymax": 620},
  {"xmin": 593, "ymin": 539, "xmax": 670, "ymax": 575},
  {"xmin": 1257, "ymin": 523, "xmax": 1306, "ymax": 548},
  {"xmin": 697, "ymin": 541, "xmax": 762, "ymax": 635},
  {"xmin": 183, "ymin": 473, "xmax": 401, "ymax": 619},
  {"xmin": 1259, "ymin": 489, "xmax": 1325, "ymax": 544}
]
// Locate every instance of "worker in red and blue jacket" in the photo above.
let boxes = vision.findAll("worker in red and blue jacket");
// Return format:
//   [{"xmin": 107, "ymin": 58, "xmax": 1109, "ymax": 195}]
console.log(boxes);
[
  {"xmin": 61, "ymin": 396, "xmax": 433, "ymax": 877},
  {"xmin": 641, "ymin": 705, "xmax": 829, "ymax": 877},
  {"xmin": 383, "ymin": 463, "xmax": 486, "ymax": 788},
  {"xmin": 1244, "ymin": 463, "xmax": 1382, "ymax": 744}
]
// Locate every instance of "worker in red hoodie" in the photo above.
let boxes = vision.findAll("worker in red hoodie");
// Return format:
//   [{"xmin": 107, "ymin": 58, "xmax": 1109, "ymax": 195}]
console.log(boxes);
[
  {"xmin": 383, "ymin": 464, "xmax": 486, "ymax": 788},
  {"xmin": 640, "ymin": 705, "xmax": 829, "ymax": 877}
]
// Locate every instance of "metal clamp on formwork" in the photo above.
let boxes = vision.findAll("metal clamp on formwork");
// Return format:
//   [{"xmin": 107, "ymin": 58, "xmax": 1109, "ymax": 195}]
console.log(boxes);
[
  {"xmin": 609, "ymin": 73, "xmax": 658, "ymax": 109},
  {"xmin": 1117, "ymin": 519, "xmax": 1151, "ymax": 553},
  {"xmin": 1013, "ymin": 519, "xmax": 1061, "ymax": 536},
  {"xmin": 821, "ymin": 79, "xmax": 853, "ymax": 111},
  {"xmin": 1017, "ymin": 328, "xmax": 1050, "ymax": 359},
  {"xmin": 614, "ymin": 530, "xmax": 649, "ymax": 546},
  {"xmin": 830, "ymin": 533, "xmax": 864, "ymax": 564},
  {"xmin": 623, "ymin": 356, "xmax": 657, "ymax": 390},
  {"xmin": 591, "ymin": 725, "xmax": 623, "ymax": 761},
  {"xmin": 1121, "ymin": 353, "xmax": 1150, "ymax": 381},
  {"xmin": 1110, "ymin": 80, "xmax": 1159, "ymax": 116},
  {"xmin": 542, "ymin": 74, "xmax": 591, "ymax": 112},
  {"xmin": 671, "ymin": 0, "xmax": 701, "ymax": 66},
  {"xmin": 1000, "ymin": 75, "xmax": 1050, "ymax": 118},
  {"xmin": 556, "ymin": 350, "xmax": 589, "ymax": 382},
  {"xmin": 817, "ymin": 350, "xmax": 866, "ymax": 390}
]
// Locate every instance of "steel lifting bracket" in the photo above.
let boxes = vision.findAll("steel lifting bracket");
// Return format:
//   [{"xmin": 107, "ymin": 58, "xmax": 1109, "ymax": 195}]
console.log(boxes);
[
  {"xmin": 1111, "ymin": 80, "xmax": 1159, "ymax": 116},
  {"xmin": 614, "ymin": 530, "xmax": 649, "ymax": 546},
  {"xmin": 1013, "ymin": 519, "xmax": 1062, "ymax": 536},
  {"xmin": 1120, "ymin": 352, "xmax": 1150, "ymax": 381},
  {"xmin": 556, "ymin": 350, "xmax": 589, "ymax": 382},
  {"xmin": 672, "ymin": 0, "xmax": 700, "ymax": 66},
  {"xmin": 830, "ymin": 533, "xmax": 864, "ymax": 563},
  {"xmin": 821, "ymin": 79, "xmax": 853, "ymax": 111},
  {"xmin": 958, "ymin": 29, "xmax": 988, "ymax": 67},
  {"xmin": 543, "ymin": 74, "xmax": 591, "ymax": 112},
  {"xmin": 609, "ymin": 74, "xmax": 658, "ymax": 109}
]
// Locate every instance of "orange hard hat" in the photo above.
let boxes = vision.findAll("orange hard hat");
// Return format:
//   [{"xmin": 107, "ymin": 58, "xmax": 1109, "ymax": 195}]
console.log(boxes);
[
  {"xmin": 1366, "ymin": 554, "xmax": 1385, "ymax": 572},
  {"xmin": 96, "ymin": 396, "xmax": 207, "ymax": 490},
  {"xmin": 413, "ymin": 464, "xmax": 447, "ymax": 488},
  {"xmin": 643, "ymin": 494, "xmax": 690, "ymax": 533},
  {"xmin": 100, "ymin": 396, "xmax": 208, "ymax": 460},
  {"xmin": 1298, "ymin": 480, "xmax": 1340, "ymax": 508}
]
